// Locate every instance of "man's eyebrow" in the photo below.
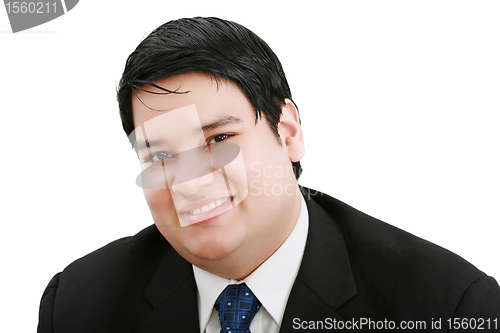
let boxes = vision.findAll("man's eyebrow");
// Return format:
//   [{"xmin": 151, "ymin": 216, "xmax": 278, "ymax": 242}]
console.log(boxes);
[
  {"xmin": 199, "ymin": 116, "xmax": 243, "ymax": 132},
  {"xmin": 135, "ymin": 139, "xmax": 165, "ymax": 151}
]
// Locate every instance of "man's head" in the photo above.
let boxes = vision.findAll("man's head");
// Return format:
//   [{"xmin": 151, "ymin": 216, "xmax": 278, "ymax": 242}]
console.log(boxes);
[
  {"xmin": 117, "ymin": 17, "xmax": 305, "ymax": 279},
  {"xmin": 117, "ymin": 17, "xmax": 301, "ymax": 178}
]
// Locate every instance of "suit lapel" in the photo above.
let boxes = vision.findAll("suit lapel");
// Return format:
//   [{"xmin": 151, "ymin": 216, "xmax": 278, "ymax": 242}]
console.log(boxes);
[
  {"xmin": 135, "ymin": 246, "xmax": 200, "ymax": 333},
  {"xmin": 280, "ymin": 192, "xmax": 358, "ymax": 332}
]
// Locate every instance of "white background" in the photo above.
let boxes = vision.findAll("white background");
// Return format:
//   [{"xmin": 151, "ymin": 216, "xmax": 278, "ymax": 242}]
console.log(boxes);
[{"xmin": 1, "ymin": 1, "xmax": 499, "ymax": 331}]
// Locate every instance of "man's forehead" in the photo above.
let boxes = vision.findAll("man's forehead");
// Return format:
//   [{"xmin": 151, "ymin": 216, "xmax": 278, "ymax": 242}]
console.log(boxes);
[
  {"xmin": 131, "ymin": 87, "xmax": 184, "ymax": 116},
  {"xmin": 131, "ymin": 74, "xmax": 221, "ymax": 114},
  {"xmin": 132, "ymin": 104, "xmax": 203, "ymax": 143},
  {"xmin": 131, "ymin": 73, "xmax": 251, "ymax": 117},
  {"xmin": 130, "ymin": 73, "xmax": 255, "ymax": 147}
]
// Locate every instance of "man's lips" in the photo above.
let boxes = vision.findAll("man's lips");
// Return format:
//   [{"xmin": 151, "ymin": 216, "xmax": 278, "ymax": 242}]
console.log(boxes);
[
  {"xmin": 184, "ymin": 197, "xmax": 230, "ymax": 215},
  {"xmin": 178, "ymin": 196, "xmax": 235, "ymax": 227},
  {"xmin": 179, "ymin": 196, "xmax": 232, "ymax": 214}
]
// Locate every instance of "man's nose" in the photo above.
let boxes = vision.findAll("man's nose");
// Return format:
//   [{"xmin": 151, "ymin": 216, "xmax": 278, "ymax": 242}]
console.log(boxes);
[
  {"xmin": 171, "ymin": 172, "xmax": 215, "ymax": 196},
  {"xmin": 170, "ymin": 147, "xmax": 215, "ymax": 196}
]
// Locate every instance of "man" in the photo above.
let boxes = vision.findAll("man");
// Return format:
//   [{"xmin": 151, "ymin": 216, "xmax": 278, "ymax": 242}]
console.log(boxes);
[{"xmin": 38, "ymin": 17, "xmax": 500, "ymax": 332}]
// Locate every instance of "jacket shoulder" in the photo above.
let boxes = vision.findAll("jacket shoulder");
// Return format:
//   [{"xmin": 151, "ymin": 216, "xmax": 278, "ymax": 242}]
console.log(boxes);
[
  {"xmin": 62, "ymin": 224, "xmax": 169, "ymax": 273},
  {"xmin": 307, "ymin": 189, "xmax": 500, "ymax": 318},
  {"xmin": 309, "ymin": 189, "xmax": 482, "ymax": 279},
  {"xmin": 38, "ymin": 225, "xmax": 175, "ymax": 332}
]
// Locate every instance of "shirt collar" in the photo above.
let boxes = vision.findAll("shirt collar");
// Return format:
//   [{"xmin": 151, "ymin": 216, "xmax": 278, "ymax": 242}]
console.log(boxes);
[{"xmin": 193, "ymin": 195, "xmax": 309, "ymax": 332}]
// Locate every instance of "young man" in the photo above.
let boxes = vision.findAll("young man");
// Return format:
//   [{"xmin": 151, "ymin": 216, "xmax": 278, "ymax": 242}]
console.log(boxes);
[{"xmin": 38, "ymin": 17, "xmax": 500, "ymax": 332}]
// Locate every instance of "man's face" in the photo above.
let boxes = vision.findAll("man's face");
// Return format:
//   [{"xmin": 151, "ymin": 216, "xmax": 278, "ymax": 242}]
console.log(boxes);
[{"xmin": 132, "ymin": 73, "xmax": 303, "ymax": 273}]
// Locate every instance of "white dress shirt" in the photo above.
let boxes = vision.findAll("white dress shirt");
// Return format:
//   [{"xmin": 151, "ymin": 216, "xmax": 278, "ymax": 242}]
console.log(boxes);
[{"xmin": 193, "ymin": 195, "xmax": 309, "ymax": 333}]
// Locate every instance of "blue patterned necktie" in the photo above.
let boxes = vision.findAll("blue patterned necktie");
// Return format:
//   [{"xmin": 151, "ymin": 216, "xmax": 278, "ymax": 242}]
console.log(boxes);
[{"xmin": 215, "ymin": 283, "xmax": 262, "ymax": 333}]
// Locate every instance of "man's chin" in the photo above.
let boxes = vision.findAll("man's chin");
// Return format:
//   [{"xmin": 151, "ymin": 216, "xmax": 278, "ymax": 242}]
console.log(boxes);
[
  {"xmin": 183, "ymin": 226, "xmax": 243, "ymax": 261},
  {"xmin": 188, "ymin": 241, "xmax": 240, "ymax": 263}
]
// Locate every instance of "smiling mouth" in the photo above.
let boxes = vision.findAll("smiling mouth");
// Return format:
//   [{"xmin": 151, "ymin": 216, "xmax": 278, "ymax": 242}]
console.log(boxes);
[
  {"xmin": 188, "ymin": 197, "xmax": 231, "ymax": 215},
  {"xmin": 178, "ymin": 196, "xmax": 235, "ymax": 227}
]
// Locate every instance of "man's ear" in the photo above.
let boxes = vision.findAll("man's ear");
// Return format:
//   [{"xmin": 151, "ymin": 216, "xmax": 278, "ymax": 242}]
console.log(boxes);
[{"xmin": 278, "ymin": 98, "xmax": 305, "ymax": 162}]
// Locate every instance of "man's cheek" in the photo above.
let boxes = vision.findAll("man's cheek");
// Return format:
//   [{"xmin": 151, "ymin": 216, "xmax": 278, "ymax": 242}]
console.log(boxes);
[
  {"xmin": 144, "ymin": 188, "xmax": 181, "ymax": 229},
  {"xmin": 143, "ymin": 188, "xmax": 174, "ymax": 210}
]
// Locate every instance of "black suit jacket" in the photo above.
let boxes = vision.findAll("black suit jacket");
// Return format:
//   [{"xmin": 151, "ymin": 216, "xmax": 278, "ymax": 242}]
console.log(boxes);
[{"xmin": 38, "ymin": 190, "xmax": 500, "ymax": 332}]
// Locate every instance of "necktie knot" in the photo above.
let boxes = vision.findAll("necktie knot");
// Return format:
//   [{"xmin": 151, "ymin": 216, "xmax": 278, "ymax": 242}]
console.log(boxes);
[{"xmin": 215, "ymin": 283, "xmax": 261, "ymax": 333}]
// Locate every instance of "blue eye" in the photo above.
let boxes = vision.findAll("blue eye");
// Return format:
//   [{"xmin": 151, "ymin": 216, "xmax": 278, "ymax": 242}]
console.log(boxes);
[{"xmin": 146, "ymin": 151, "xmax": 174, "ymax": 163}]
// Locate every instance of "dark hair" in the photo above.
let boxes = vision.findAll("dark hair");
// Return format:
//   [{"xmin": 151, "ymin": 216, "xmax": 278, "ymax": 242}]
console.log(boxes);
[{"xmin": 117, "ymin": 17, "xmax": 302, "ymax": 179}]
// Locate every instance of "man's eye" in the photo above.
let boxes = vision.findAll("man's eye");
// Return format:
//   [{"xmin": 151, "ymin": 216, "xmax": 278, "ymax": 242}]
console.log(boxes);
[
  {"xmin": 146, "ymin": 151, "xmax": 173, "ymax": 163},
  {"xmin": 208, "ymin": 134, "xmax": 230, "ymax": 145}
]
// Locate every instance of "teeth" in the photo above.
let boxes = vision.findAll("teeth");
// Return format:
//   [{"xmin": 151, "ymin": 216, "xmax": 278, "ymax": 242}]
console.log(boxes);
[{"xmin": 189, "ymin": 197, "xmax": 230, "ymax": 215}]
